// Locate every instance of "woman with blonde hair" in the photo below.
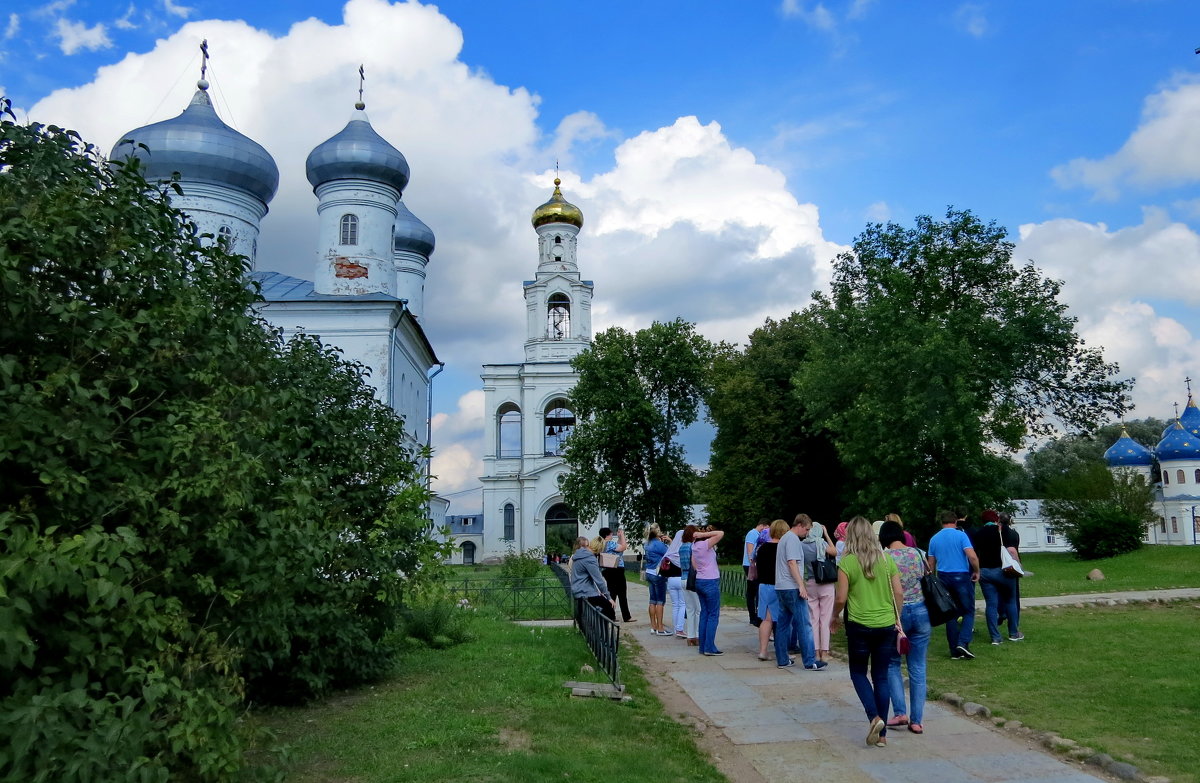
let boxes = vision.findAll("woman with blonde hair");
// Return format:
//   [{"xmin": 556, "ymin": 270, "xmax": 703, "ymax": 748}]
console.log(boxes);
[
  {"xmin": 753, "ymin": 520, "xmax": 789, "ymax": 660},
  {"xmin": 832, "ymin": 516, "xmax": 903, "ymax": 748},
  {"xmin": 642, "ymin": 523, "xmax": 671, "ymax": 635},
  {"xmin": 884, "ymin": 512, "xmax": 917, "ymax": 548}
]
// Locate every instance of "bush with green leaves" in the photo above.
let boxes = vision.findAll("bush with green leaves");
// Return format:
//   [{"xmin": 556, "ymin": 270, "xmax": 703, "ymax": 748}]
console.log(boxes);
[
  {"xmin": 0, "ymin": 102, "xmax": 441, "ymax": 780},
  {"xmin": 499, "ymin": 545, "xmax": 546, "ymax": 579},
  {"xmin": 1042, "ymin": 462, "xmax": 1153, "ymax": 560}
]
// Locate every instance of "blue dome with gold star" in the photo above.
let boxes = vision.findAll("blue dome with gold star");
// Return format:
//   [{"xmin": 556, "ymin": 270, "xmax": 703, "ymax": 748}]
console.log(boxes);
[
  {"xmin": 1156, "ymin": 420, "xmax": 1200, "ymax": 461},
  {"xmin": 1179, "ymin": 397, "xmax": 1200, "ymax": 438},
  {"xmin": 1104, "ymin": 428, "xmax": 1154, "ymax": 467}
]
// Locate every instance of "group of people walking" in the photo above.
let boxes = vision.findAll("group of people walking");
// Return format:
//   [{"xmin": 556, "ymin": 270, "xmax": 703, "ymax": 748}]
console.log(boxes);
[{"xmin": 568, "ymin": 507, "xmax": 1024, "ymax": 749}]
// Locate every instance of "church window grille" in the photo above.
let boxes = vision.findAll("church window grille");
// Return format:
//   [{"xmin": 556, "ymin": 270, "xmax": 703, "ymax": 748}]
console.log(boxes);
[
  {"xmin": 1171, "ymin": 516, "xmax": 1179, "ymax": 533},
  {"xmin": 217, "ymin": 225, "xmax": 233, "ymax": 246},
  {"xmin": 547, "ymin": 293, "xmax": 570, "ymax": 340},
  {"xmin": 340, "ymin": 214, "xmax": 359, "ymax": 246},
  {"xmin": 461, "ymin": 541, "xmax": 476, "ymax": 565},
  {"xmin": 1177, "ymin": 469, "xmax": 1186, "ymax": 484},
  {"xmin": 498, "ymin": 404, "xmax": 521, "ymax": 458},
  {"xmin": 503, "ymin": 503, "xmax": 515, "ymax": 540},
  {"xmin": 1045, "ymin": 527, "xmax": 1055, "ymax": 544},
  {"xmin": 544, "ymin": 399, "xmax": 575, "ymax": 456}
]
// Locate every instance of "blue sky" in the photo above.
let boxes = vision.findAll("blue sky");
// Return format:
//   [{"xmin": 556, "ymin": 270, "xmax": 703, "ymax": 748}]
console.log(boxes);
[{"xmin": 6, "ymin": 0, "xmax": 1200, "ymax": 509}]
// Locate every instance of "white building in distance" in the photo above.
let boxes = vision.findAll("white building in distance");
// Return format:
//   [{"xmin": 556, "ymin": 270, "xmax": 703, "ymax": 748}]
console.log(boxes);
[{"xmin": 469, "ymin": 179, "xmax": 601, "ymax": 564}]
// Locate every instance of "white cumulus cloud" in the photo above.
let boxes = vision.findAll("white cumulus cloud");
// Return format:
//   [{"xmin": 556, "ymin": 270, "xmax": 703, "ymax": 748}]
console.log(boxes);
[
  {"xmin": 53, "ymin": 17, "xmax": 111, "ymax": 54},
  {"xmin": 1051, "ymin": 78, "xmax": 1200, "ymax": 198}
]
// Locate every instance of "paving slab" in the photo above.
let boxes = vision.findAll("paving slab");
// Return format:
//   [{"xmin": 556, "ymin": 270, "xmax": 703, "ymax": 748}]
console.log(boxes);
[{"xmin": 619, "ymin": 577, "xmax": 1113, "ymax": 783}]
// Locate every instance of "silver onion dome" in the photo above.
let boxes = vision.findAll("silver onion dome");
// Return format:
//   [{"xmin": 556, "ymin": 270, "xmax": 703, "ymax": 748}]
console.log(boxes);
[
  {"xmin": 393, "ymin": 201, "xmax": 435, "ymax": 258},
  {"xmin": 305, "ymin": 108, "xmax": 410, "ymax": 195},
  {"xmin": 110, "ymin": 88, "xmax": 279, "ymax": 204}
]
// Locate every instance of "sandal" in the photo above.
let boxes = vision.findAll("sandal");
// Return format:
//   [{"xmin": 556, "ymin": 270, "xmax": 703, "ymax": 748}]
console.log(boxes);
[
  {"xmin": 887, "ymin": 715, "xmax": 909, "ymax": 727},
  {"xmin": 908, "ymin": 723, "xmax": 923, "ymax": 734}
]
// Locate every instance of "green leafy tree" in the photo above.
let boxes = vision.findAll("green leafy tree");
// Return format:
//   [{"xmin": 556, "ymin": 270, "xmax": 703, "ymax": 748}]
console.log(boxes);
[
  {"xmin": 795, "ymin": 208, "xmax": 1132, "ymax": 526},
  {"xmin": 0, "ymin": 103, "xmax": 439, "ymax": 780},
  {"xmin": 705, "ymin": 312, "xmax": 849, "ymax": 524},
  {"xmin": 561, "ymin": 319, "xmax": 713, "ymax": 532},
  {"xmin": 1024, "ymin": 418, "xmax": 1166, "ymax": 495},
  {"xmin": 1041, "ymin": 463, "xmax": 1155, "ymax": 559}
]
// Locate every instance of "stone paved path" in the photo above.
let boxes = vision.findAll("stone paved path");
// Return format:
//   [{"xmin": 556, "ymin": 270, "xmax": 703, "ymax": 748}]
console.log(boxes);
[{"xmin": 620, "ymin": 578, "xmax": 1123, "ymax": 783}]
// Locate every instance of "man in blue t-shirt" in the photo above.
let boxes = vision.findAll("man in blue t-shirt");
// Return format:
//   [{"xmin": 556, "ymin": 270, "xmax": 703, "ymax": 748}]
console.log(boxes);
[
  {"xmin": 744, "ymin": 519, "xmax": 769, "ymax": 626},
  {"xmin": 928, "ymin": 510, "xmax": 981, "ymax": 660}
]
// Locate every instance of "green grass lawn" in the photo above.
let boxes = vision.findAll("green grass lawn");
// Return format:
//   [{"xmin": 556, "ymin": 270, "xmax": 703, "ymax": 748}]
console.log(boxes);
[
  {"xmin": 1017, "ymin": 546, "xmax": 1200, "ymax": 597},
  {"xmin": 922, "ymin": 601, "xmax": 1200, "ymax": 783},
  {"xmin": 257, "ymin": 610, "xmax": 725, "ymax": 783}
]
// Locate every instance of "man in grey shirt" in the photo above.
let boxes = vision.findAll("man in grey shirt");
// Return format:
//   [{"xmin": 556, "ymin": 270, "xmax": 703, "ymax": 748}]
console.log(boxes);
[
  {"xmin": 570, "ymin": 537, "xmax": 615, "ymax": 623},
  {"xmin": 773, "ymin": 514, "xmax": 825, "ymax": 670}
]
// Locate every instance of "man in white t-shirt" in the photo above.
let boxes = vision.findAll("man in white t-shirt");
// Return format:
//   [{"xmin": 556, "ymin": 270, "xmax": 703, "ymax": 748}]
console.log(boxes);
[{"xmin": 773, "ymin": 514, "xmax": 826, "ymax": 671}]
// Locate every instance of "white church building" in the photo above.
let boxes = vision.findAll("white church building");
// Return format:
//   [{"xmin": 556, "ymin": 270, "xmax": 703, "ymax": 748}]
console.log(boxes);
[
  {"xmin": 469, "ymin": 179, "xmax": 604, "ymax": 563},
  {"xmin": 111, "ymin": 71, "xmax": 441, "ymax": 463}
]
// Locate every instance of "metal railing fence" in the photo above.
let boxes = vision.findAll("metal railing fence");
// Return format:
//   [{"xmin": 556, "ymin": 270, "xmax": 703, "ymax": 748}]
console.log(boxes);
[
  {"xmin": 550, "ymin": 563, "xmax": 622, "ymax": 687},
  {"xmin": 719, "ymin": 567, "xmax": 747, "ymax": 599},
  {"xmin": 445, "ymin": 575, "xmax": 572, "ymax": 620}
]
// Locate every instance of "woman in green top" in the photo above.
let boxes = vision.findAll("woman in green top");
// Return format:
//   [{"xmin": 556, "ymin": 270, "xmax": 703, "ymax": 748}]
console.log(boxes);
[{"xmin": 832, "ymin": 516, "xmax": 904, "ymax": 748}]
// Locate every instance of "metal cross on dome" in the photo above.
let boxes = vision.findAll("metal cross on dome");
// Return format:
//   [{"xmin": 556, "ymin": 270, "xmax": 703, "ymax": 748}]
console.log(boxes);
[{"xmin": 200, "ymin": 39, "xmax": 209, "ymax": 81}]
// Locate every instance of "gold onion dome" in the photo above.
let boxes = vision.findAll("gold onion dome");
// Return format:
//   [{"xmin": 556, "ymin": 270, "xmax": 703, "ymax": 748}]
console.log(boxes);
[{"xmin": 531, "ymin": 178, "xmax": 584, "ymax": 229}]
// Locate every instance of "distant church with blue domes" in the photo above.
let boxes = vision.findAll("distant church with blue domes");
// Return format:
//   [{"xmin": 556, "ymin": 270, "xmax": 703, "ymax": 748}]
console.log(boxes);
[
  {"xmin": 110, "ymin": 65, "xmax": 440, "ymax": 458},
  {"xmin": 1010, "ymin": 392, "xmax": 1200, "ymax": 551},
  {"xmin": 1100, "ymin": 395, "xmax": 1200, "ymax": 545}
]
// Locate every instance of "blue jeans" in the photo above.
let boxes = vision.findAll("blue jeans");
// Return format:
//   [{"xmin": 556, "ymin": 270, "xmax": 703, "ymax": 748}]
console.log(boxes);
[
  {"xmin": 939, "ymin": 571, "xmax": 975, "ymax": 653},
  {"xmin": 846, "ymin": 620, "xmax": 896, "ymax": 731},
  {"xmin": 695, "ymin": 578, "xmax": 722, "ymax": 654},
  {"xmin": 888, "ymin": 602, "xmax": 931, "ymax": 724},
  {"xmin": 773, "ymin": 588, "xmax": 815, "ymax": 667},
  {"xmin": 979, "ymin": 567, "xmax": 1020, "ymax": 641},
  {"xmin": 645, "ymin": 572, "xmax": 667, "ymax": 605}
]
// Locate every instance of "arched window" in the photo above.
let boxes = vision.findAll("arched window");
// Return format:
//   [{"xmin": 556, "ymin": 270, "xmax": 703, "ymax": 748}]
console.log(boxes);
[
  {"xmin": 217, "ymin": 225, "xmax": 233, "ymax": 247},
  {"xmin": 547, "ymin": 293, "xmax": 570, "ymax": 340},
  {"xmin": 503, "ymin": 503, "xmax": 515, "ymax": 540},
  {"xmin": 461, "ymin": 541, "xmax": 476, "ymax": 565},
  {"xmin": 339, "ymin": 214, "xmax": 359, "ymax": 246},
  {"xmin": 1195, "ymin": 469, "xmax": 1200, "ymax": 484},
  {"xmin": 544, "ymin": 399, "xmax": 575, "ymax": 456},
  {"xmin": 1177, "ymin": 469, "xmax": 1186, "ymax": 485},
  {"xmin": 497, "ymin": 403, "xmax": 521, "ymax": 458},
  {"xmin": 1163, "ymin": 470, "xmax": 1170, "ymax": 485},
  {"xmin": 1171, "ymin": 516, "xmax": 1179, "ymax": 534}
]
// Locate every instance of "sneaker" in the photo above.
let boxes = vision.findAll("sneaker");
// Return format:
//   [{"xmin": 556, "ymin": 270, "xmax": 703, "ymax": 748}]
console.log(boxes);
[
  {"xmin": 875, "ymin": 737, "xmax": 888, "ymax": 748},
  {"xmin": 955, "ymin": 645, "xmax": 975, "ymax": 660},
  {"xmin": 804, "ymin": 661, "xmax": 829, "ymax": 671},
  {"xmin": 778, "ymin": 658, "xmax": 796, "ymax": 669},
  {"xmin": 866, "ymin": 717, "xmax": 886, "ymax": 747},
  {"xmin": 991, "ymin": 639, "xmax": 1002, "ymax": 646},
  {"xmin": 951, "ymin": 650, "xmax": 965, "ymax": 660},
  {"xmin": 1009, "ymin": 633, "xmax": 1025, "ymax": 641},
  {"xmin": 703, "ymin": 650, "xmax": 725, "ymax": 656}
]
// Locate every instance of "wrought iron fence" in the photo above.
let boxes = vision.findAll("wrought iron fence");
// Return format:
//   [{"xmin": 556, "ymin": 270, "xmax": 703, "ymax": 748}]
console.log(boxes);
[
  {"xmin": 719, "ymin": 567, "xmax": 747, "ymax": 599},
  {"xmin": 445, "ymin": 575, "xmax": 573, "ymax": 620},
  {"xmin": 550, "ymin": 563, "xmax": 622, "ymax": 687}
]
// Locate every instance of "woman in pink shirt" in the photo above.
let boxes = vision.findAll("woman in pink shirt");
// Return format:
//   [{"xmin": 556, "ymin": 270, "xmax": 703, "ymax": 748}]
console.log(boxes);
[{"xmin": 691, "ymin": 526, "xmax": 726, "ymax": 655}]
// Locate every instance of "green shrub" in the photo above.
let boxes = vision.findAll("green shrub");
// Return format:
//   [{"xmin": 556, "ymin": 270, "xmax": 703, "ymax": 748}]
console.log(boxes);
[
  {"xmin": 399, "ymin": 587, "xmax": 476, "ymax": 649},
  {"xmin": 499, "ymin": 545, "xmax": 546, "ymax": 579},
  {"xmin": 1043, "ymin": 463, "xmax": 1153, "ymax": 560}
]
